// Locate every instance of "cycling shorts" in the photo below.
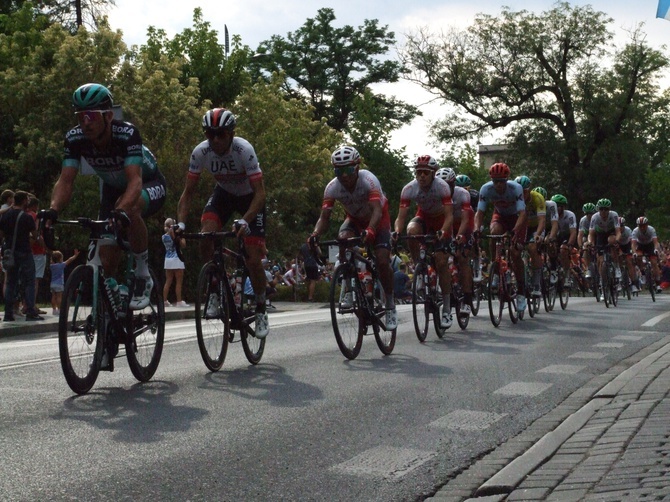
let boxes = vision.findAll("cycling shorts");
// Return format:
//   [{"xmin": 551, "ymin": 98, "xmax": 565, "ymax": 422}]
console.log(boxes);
[
  {"xmin": 491, "ymin": 212, "xmax": 527, "ymax": 242},
  {"xmin": 99, "ymin": 171, "xmax": 167, "ymax": 220},
  {"xmin": 636, "ymin": 242, "xmax": 655, "ymax": 256},
  {"xmin": 202, "ymin": 185, "xmax": 266, "ymax": 247},
  {"xmin": 409, "ymin": 216, "xmax": 448, "ymax": 252},
  {"xmin": 595, "ymin": 229, "xmax": 615, "ymax": 252}
]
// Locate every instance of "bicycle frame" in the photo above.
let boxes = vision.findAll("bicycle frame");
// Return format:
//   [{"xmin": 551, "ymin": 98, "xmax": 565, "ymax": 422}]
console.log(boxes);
[{"xmin": 485, "ymin": 234, "xmax": 519, "ymax": 327}]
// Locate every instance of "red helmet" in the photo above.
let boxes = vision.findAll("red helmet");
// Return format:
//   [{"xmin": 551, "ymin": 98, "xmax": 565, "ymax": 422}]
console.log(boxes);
[{"xmin": 489, "ymin": 162, "xmax": 510, "ymax": 179}]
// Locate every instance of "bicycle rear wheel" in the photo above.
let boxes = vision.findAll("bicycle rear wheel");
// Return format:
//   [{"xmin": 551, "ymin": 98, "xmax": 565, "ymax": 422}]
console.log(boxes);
[
  {"xmin": 558, "ymin": 267, "xmax": 570, "ymax": 310},
  {"xmin": 507, "ymin": 273, "xmax": 519, "ymax": 324},
  {"xmin": 330, "ymin": 264, "xmax": 364, "ymax": 359},
  {"xmin": 621, "ymin": 266, "xmax": 632, "ymax": 301},
  {"xmin": 126, "ymin": 268, "xmax": 165, "ymax": 382},
  {"xmin": 454, "ymin": 292, "xmax": 469, "ymax": 329},
  {"xmin": 195, "ymin": 262, "xmax": 230, "ymax": 371},
  {"xmin": 647, "ymin": 264, "xmax": 656, "ymax": 302},
  {"xmin": 372, "ymin": 279, "xmax": 396, "ymax": 355},
  {"xmin": 412, "ymin": 264, "xmax": 430, "ymax": 342},
  {"xmin": 471, "ymin": 281, "xmax": 481, "ymax": 316},
  {"xmin": 542, "ymin": 266, "xmax": 556, "ymax": 312},
  {"xmin": 59, "ymin": 265, "xmax": 103, "ymax": 395},
  {"xmin": 240, "ymin": 305, "xmax": 266, "ymax": 365},
  {"xmin": 488, "ymin": 263, "xmax": 503, "ymax": 327}
]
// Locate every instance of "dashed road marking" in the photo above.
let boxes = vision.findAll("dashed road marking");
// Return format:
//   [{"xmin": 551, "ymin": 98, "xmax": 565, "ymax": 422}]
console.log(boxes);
[
  {"xmin": 568, "ymin": 351, "xmax": 606, "ymax": 359},
  {"xmin": 330, "ymin": 446, "xmax": 437, "ymax": 480},
  {"xmin": 430, "ymin": 410, "xmax": 507, "ymax": 431},
  {"xmin": 537, "ymin": 364, "xmax": 585, "ymax": 375},
  {"xmin": 613, "ymin": 335, "xmax": 643, "ymax": 341},
  {"xmin": 494, "ymin": 382, "xmax": 553, "ymax": 396},
  {"xmin": 594, "ymin": 342, "xmax": 625, "ymax": 349}
]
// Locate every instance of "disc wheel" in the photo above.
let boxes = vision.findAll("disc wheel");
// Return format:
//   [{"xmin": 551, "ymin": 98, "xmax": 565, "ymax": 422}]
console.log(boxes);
[
  {"xmin": 58, "ymin": 265, "xmax": 103, "ymax": 395},
  {"xmin": 412, "ymin": 264, "xmax": 430, "ymax": 342},
  {"xmin": 194, "ymin": 262, "xmax": 230, "ymax": 371},
  {"xmin": 330, "ymin": 264, "xmax": 364, "ymax": 359}
]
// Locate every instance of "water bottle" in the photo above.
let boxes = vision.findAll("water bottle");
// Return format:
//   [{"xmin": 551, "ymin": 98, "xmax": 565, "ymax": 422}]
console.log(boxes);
[
  {"xmin": 104, "ymin": 277, "xmax": 121, "ymax": 312},
  {"xmin": 362, "ymin": 272, "xmax": 373, "ymax": 297}
]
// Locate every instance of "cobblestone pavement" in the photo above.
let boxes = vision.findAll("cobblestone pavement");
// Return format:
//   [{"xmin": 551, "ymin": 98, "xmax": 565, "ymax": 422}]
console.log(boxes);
[{"xmin": 427, "ymin": 335, "xmax": 670, "ymax": 502}]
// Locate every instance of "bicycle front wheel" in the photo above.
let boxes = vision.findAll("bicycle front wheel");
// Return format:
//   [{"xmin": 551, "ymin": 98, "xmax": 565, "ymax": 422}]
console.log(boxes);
[
  {"xmin": 488, "ymin": 263, "xmax": 503, "ymax": 327},
  {"xmin": 330, "ymin": 264, "xmax": 364, "ymax": 359},
  {"xmin": 558, "ymin": 267, "xmax": 570, "ymax": 310},
  {"xmin": 412, "ymin": 264, "xmax": 430, "ymax": 342},
  {"xmin": 471, "ymin": 280, "xmax": 481, "ymax": 316},
  {"xmin": 126, "ymin": 268, "xmax": 165, "ymax": 382},
  {"xmin": 542, "ymin": 266, "xmax": 556, "ymax": 312},
  {"xmin": 372, "ymin": 279, "xmax": 396, "ymax": 355},
  {"xmin": 647, "ymin": 264, "xmax": 656, "ymax": 302},
  {"xmin": 195, "ymin": 262, "xmax": 230, "ymax": 371},
  {"xmin": 59, "ymin": 265, "xmax": 103, "ymax": 395}
]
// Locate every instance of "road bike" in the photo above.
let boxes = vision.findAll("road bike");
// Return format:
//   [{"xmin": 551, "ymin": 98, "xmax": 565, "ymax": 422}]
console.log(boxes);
[
  {"xmin": 600, "ymin": 245, "xmax": 619, "ymax": 308},
  {"xmin": 540, "ymin": 247, "xmax": 557, "ymax": 312},
  {"xmin": 315, "ymin": 236, "xmax": 396, "ymax": 359},
  {"xmin": 485, "ymin": 234, "xmax": 519, "ymax": 327},
  {"xmin": 178, "ymin": 229, "xmax": 264, "ymax": 371},
  {"xmin": 519, "ymin": 247, "xmax": 540, "ymax": 320},
  {"xmin": 636, "ymin": 253, "xmax": 657, "ymax": 302},
  {"xmin": 46, "ymin": 212, "xmax": 165, "ymax": 394}
]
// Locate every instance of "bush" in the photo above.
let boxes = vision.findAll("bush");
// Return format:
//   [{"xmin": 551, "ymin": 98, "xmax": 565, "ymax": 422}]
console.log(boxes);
[{"xmin": 272, "ymin": 280, "xmax": 332, "ymax": 303}]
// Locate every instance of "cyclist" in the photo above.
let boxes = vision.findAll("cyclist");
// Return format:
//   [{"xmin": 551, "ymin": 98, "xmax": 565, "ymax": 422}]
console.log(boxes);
[
  {"xmin": 310, "ymin": 146, "xmax": 397, "ymax": 330},
  {"xmin": 616, "ymin": 217, "xmax": 638, "ymax": 293},
  {"xmin": 177, "ymin": 108, "xmax": 269, "ymax": 338},
  {"xmin": 632, "ymin": 216, "xmax": 662, "ymax": 291},
  {"xmin": 456, "ymin": 174, "xmax": 483, "ymax": 283},
  {"xmin": 550, "ymin": 194, "xmax": 577, "ymax": 283},
  {"xmin": 516, "ymin": 175, "xmax": 545, "ymax": 297},
  {"xmin": 474, "ymin": 162, "xmax": 527, "ymax": 312},
  {"xmin": 43, "ymin": 83, "xmax": 166, "ymax": 310},
  {"xmin": 578, "ymin": 203, "xmax": 597, "ymax": 278},
  {"xmin": 587, "ymin": 198, "xmax": 622, "ymax": 292},
  {"xmin": 532, "ymin": 186, "xmax": 559, "ymax": 283},
  {"xmin": 436, "ymin": 166, "xmax": 475, "ymax": 316}
]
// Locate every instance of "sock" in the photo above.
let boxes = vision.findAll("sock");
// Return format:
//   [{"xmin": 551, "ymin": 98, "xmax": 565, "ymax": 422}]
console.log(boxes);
[
  {"xmin": 443, "ymin": 295, "xmax": 451, "ymax": 313},
  {"xmin": 386, "ymin": 293, "xmax": 394, "ymax": 309},
  {"xmin": 255, "ymin": 291, "xmax": 266, "ymax": 307},
  {"xmin": 134, "ymin": 250, "xmax": 150, "ymax": 277}
]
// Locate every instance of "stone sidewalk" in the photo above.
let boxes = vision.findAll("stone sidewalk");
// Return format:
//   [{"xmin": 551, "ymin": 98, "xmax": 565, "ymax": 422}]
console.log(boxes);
[{"xmin": 427, "ymin": 335, "xmax": 670, "ymax": 502}]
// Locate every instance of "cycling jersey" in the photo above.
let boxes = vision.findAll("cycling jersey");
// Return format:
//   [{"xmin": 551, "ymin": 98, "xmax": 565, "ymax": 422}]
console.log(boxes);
[
  {"xmin": 63, "ymin": 120, "xmax": 160, "ymax": 190},
  {"xmin": 632, "ymin": 225, "xmax": 658, "ymax": 245},
  {"xmin": 451, "ymin": 186, "xmax": 472, "ymax": 223},
  {"xmin": 477, "ymin": 181, "xmax": 525, "ymax": 216},
  {"xmin": 525, "ymin": 191, "xmax": 546, "ymax": 228},
  {"xmin": 618, "ymin": 225, "xmax": 633, "ymax": 245},
  {"xmin": 545, "ymin": 200, "xmax": 559, "ymax": 223},
  {"xmin": 556, "ymin": 209, "xmax": 577, "ymax": 237},
  {"xmin": 589, "ymin": 211, "xmax": 620, "ymax": 233},
  {"xmin": 188, "ymin": 137, "xmax": 263, "ymax": 196},
  {"xmin": 399, "ymin": 178, "xmax": 452, "ymax": 218},
  {"xmin": 322, "ymin": 169, "xmax": 388, "ymax": 227},
  {"xmin": 578, "ymin": 215, "xmax": 592, "ymax": 236}
]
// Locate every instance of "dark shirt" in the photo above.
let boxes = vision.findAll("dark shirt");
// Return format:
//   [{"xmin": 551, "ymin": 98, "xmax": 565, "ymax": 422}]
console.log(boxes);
[
  {"xmin": 393, "ymin": 270, "xmax": 410, "ymax": 296},
  {"xmin": 0, "ymin": 208, "xmax": 35, "ymax": 253},
  {"xmin": 300, "ymin": 242, "xmax": 317, "ymax": 268}
]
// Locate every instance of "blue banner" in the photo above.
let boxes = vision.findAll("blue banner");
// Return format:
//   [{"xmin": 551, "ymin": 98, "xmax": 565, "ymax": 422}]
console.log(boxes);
[{"xmin": 657, "ymin": 0, "xmax": 670, "ymax": 20}]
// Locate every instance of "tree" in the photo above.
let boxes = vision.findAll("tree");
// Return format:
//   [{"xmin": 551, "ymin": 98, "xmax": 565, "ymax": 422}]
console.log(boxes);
[
  {"xmin": 400, "ymin": 2, "xmax": 670, "ymax": 212},
  {"xmin": 251, "ymin": 7, "xmax": 417, "ymax": 132},
  {"xmin": 1, "ymin": 0, "xmax": 116, "ymax": 31}
]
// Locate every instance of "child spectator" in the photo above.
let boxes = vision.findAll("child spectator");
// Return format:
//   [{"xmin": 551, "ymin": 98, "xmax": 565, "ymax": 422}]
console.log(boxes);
[{"xmin": 50, "ymin": 249, "xmax": 80, "ymax": 315}]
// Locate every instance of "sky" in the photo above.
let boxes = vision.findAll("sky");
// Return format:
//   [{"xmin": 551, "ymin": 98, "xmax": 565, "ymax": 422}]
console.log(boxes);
[{"xmin": 106, "ymin": 0, "xmax": 670, "ymax": 158}]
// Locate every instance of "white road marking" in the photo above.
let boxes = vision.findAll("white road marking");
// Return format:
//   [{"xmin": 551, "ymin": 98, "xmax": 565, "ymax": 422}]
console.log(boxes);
[
  {"xmin": 330, "ymin": 446, "xmax": 437, "ymax": 480},
  {"xmin": 537, "ymin": 364, "xmax": 585, "ymax": 375},
  {"xmin": 430, "ymin": 410, "xmax": 507, "ymax": 431},
  {"xmin": 494, "ymin": 382, "xmax": 553, "ymax": 396}
]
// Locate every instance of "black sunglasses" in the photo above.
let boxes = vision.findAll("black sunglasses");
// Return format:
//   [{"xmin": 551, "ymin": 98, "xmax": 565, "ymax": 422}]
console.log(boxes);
[{"xmin": 205, "ymin": 128, "xmax": 230, "ymax": 139}]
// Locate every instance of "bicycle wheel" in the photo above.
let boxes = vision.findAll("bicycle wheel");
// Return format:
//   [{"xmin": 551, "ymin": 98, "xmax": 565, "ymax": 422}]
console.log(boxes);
[
  {"xmin": 592, "ymin": 266, "xmax": 601, "ymax": 302},
  {"xmin": 58, "ymin": 265, "xmax": 103, "ymax": 395},
  {"xmin": 194, "ymin": 262, "xmax": 230, "ymax": 371},
  {"xmin": 454, "ymin": 292, "xmax": 469, "ymax": 329},
  {"xmin": 602, "ymin": 263, "xmax": 612, "ymax": 308},
  {"xmin": 542, "ymin": 266, "xmax": 556, "ymax": 312},
  {"xmin": 610, "ymin": 265, "xmax": 619, "ymax": 307},
  {"xmin": 487, "ymin": 263, "xmax": 503, "ymax": 327},
  {"xmin": 471, "ymin": 281, "xmax": 481, "ymax": 316},
  {"xmin": 507, "ymin": 273, "xmax": 519, "ymax": 324},
  {"xmin": 558, "ymin": 267, "xmax": 570, "ymax": 310},
  {"xmin": 125, "ymin": 268, "xmax": 165, "ymax": 382},
  {"xmin": 647, "ymin": 264, "xmax": 656, "ymax": 302},
  {"xmin": 621, "ymin": 266, "xmax": 632, "ymax": 301},
  {"xmin": 372, "ymin": 279, "xmax": 396, "ymax": 355},
  {"xmin": 330, "ymin": 264, "xmax": 364, "ymax": 359},
  {"xmin": 412, "ymin": 264, "xmax": 430, "ymax": 342}
]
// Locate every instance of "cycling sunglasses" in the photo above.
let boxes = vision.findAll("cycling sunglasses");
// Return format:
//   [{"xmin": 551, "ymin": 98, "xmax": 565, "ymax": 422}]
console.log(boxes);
[
  {"xmin": 74, "ymin": 110, "xmax": 107, "ymax": 123},
  {"xmin": 205, "ymin": 128, "xmax": 230, "ymax": 139},
  {"xmin": 334, "ymin": 165, "xmax": 357, "ymax": 177}
]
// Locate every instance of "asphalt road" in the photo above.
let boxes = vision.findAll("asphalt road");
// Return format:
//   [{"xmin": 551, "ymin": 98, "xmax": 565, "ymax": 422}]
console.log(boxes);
[{"xmin": 1, "ymin": 295, "xmax": 669, "ymax": 501}]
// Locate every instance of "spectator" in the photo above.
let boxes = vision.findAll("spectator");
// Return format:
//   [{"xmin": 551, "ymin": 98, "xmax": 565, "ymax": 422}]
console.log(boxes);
[
  {"xmin": 393, "ymin": 262, "xmax": 412, "ymax": 303},
  {"xmin": 0, "ymin": 190, "xmax": 42, "ymax": 321},
  {"xmin": 283, "ymin": 264, "xmax": 300, "ymax": 286},
  {"xmin": 300, "ymin": 242, "xmax": 319, "ymax": 302},
  {"xmin": 245, "ymin": 259, "xmax": 280, "ymax": 309},
  {"xmin": 660, "ymin": 257, "xmax": 670, "ymax": 291},
  {"xmin": 27, "ymin": 197, "xmax": 47, "ymax": 315},
  {"xmin": 0, "ymin": 190, "xmax": 14, "ymax": 214},
  {"xmin": 162, "ymin": 218, "xmax": 189, "ymax": 307},
  {"xmin": 50, "ymin": 249, "xmax": 80, "ymax": 315}
]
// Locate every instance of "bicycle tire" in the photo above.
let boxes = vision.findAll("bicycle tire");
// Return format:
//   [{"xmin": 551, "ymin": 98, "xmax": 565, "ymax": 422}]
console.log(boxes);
[
  {"xmin": 125, "ymin": 268, "xmax": 165, "ymax": 382},
  {"xmin": 454, "ymin": 292, "xmax": 469, "ymax": 329},
  {"xmin": 238, "ymin": 272, "xmax": 266, "ymax": 365},
  {"xmin": 647, "ymin": 264, "xmax": 656, "ymax": 302},
  {"xmin": 602, "ymin": 262, "xmax": 612, "ymax": 308},
  {"xmin": 372, "ymin": 279, "xmax": 396, "ymax": 355},
  {"xmin": 330, "ymin": 264, "xmax": 364, "ymax": 359},
  {"xmin": 542, "ymin": 266, "xmax": 556, "ymax": 312},
  {"xmin": 194, "ymin": 262, "xmax": 230, "ymax": 371},
  {"xmin": 621, "ymin": 266, "xmax": 632, "ymax": 301},
  {"xmin": 507, "ymin": 272, "xmax": 519, "ymax": 324},
  {"xmin": 412, "ymin": 264, "xmax": 430, "ymax": 342},
  {"xmin": 488, "ymin": 263, "xmax": 503, "ymax": 327},
  {"xmin": 471, "ymin": 281, "xmax": 481, "ymax": 316},
  {"xmin": 58, "ymin": 265, "xmax": 103, "ymax": 395},
  {"xmin": 610, "ymin": 265, "xmax": 619, "ymax": 307},
  {"xmin": 558, "ymin": 267, "xmax": 570, "ymax": 310}
]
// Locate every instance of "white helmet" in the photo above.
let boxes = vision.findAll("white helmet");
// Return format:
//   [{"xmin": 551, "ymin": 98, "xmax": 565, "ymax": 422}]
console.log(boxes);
[
  {"xmin": 202, "ymin": 108, "xmax": 236, "ymax": 131},
  {"xmin": 436, "ymin": 167, "xmax": 456, "ymax": 182},
  {"xmin": 414, "ymin": 155, "xmax": 439, "ymax": 170},
  {"xmin": 331, "ymin": 146, "xmax": 361, "ymax": 167}
]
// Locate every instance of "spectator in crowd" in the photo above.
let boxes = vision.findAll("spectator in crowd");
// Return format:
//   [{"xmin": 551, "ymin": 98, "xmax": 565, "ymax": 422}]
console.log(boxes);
[
  {"xmin": 300, "ymin": 242, "xmax": 319, "ymax": 302},
  {"xmin": 245, "ymin": 259, "xmax": 280, "ymax": 310},
  {"xmin": 162, "ymin": 218, "xmax": 189, "ymax": 307},
  {"xmin": 27, "ymin": 196, "xmax": 47, "ymax": 315},
  {"xmin": 393, "ymin": 262, "xmax": 413, "ymax": 303},
  {"xmin": 660, "ymin": 256, "xmax": 670, "ymax": 291},
  {"xmin": 0, "ymin": 190, "xmax": 14, "ymax": 214},
  {"xmin": 49, "ymin": 249, "xmax": 80, "ymax": 315},
  {"xmin": 0, "ymin": 190, "xmax": 42, "ymax": 321},
  {"xmin": 283, "ymin": 264, "xmax": 300, "ymax": 286}
]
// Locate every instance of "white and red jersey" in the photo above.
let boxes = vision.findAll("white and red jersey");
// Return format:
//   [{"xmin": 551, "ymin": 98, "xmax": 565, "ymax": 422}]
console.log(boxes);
[
  {"xmin": 451, "ymin": 185, "xmax": 472, "ymax": 222},
  {"xmin": 399, "ymin": 178, "xmax": 452, "ymax": 218},
  {"xmin": 322, "ymin": 170, "xmax": 388, "ymax": 226},
  {"xmin": 188, "ymin": 137, "xmax": 263, "ymax": 196}
]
